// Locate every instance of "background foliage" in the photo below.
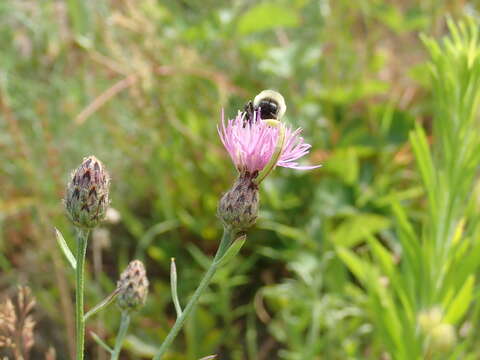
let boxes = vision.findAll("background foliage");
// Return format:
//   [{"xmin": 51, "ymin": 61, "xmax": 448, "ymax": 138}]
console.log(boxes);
[{"xmin": 1, "ymin": 0, "xmax": 480, "ymax": 359}]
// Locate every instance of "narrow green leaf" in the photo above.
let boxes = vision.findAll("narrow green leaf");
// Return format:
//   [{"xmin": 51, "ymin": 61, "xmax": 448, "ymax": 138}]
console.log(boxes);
[
  {"xmin": 54, "ymin": 228, "xmax": 77, "ymax": 270},
  {"xmin": 170, "ymin": 258, "xmax": 182, "ymax": 317},
  {"xmin": 409, "ymin": 125, "xmax": 436, "ymax": 207},
  {"xmin": 217, "ymin": 235, "xmax": 246, "ymax": 267},
  {"xmin": 444, "ymin": 275, "xmax": 475, "ymax": 324},
  {"xmin": 84, "ymin": 288, "xmax": 120, "ymax": 321},
  {"xmin": 331, "ymin": 213, "xmax": 390, "ymax": 247},
  {"xmin": 442, "ymin": 240, "xmax": 480, "ymax": 297},
  {"xmin": 391, "ymin": 203, "xmax": 421, "ymax": 275},
  {"xmin": 366, "ymin": 236, "xmax": 414, "ymax": 323},
  {"xmin": 336, "ymin": 247, "xmax": 368, "ymax": 282}
]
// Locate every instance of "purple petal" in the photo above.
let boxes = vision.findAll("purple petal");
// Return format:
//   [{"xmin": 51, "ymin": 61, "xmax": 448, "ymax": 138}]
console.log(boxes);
[{"xmin": 218, "ymin": 109, "xmax": 320, "ymax": 175}]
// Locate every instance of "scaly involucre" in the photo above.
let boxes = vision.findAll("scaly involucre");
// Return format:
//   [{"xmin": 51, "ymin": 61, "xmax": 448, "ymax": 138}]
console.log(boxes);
[
  {"xmin": 64, "ymin": 156, "xmax": 110, "ymax": 229},
  {"xmin": 117, "ymin": 260, "xmax": 149, "ymax": 312}
]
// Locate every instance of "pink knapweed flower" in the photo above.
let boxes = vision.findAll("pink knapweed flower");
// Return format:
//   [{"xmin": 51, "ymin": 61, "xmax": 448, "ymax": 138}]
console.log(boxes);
[{"xmin": 218, "ymin": 110, "xmax": 320, "ymax": 180}]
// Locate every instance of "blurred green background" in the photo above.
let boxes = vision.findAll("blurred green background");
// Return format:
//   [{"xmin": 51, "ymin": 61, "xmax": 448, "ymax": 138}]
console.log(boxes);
[{"xmin": 0, "ymin": 0, "xmax": 476, "ymax": 359}]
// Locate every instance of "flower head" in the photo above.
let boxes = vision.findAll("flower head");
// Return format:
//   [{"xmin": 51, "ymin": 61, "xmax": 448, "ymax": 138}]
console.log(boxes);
[
  {"xmin": 218, "ymin": 110, "xmax": 319, "ymax": 182},
  {"xmin": 217, "ymin": 93, "xmax": 319, "ymax": 232},
  {"xmin": 64, "ymin": 156, "xmax": 110, "ymax": 229},
  {"xmin": 117, "ymin": 260, "xmax": 149, "ymax": 312}
]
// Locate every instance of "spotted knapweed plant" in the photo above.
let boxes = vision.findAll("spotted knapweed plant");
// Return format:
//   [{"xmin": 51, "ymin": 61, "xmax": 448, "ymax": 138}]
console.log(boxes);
[
  {"xmin": 152, "ymin": 90, "xmax": 320, "ymax": 359},
  {"xmin": 55, "ymin": 91, "xmax": 319, "ymax": 359},
  {"xmin": 59, "ymin": 155, "xmax": 110, "ymax": 360}
]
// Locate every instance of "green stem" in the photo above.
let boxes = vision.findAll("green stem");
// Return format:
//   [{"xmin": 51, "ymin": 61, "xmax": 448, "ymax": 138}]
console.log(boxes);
[
  {"xmin": 111, "ymin": 311, "xmax": 131, "ymax": 360},
  {"xmin": 152, "ymin": 229, "xmax": 234, "ymax": 360},
  {"xmin": 75, "ymin": 228, "xmax": 89, "ymax": 360}
]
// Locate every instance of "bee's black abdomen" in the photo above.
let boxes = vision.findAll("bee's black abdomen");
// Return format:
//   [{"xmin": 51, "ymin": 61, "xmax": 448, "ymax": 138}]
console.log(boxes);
[{"xmin": 258, "ymin": 99, "xmax": 279, "ymax": 119}]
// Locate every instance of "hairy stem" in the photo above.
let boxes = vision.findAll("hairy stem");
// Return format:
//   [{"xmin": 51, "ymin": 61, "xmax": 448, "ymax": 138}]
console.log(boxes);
[
  {"xmin": 75, "ymin": 228, "xmax": 89, "ymax": 360},
  {"xmin": 111, "ymin": 311, "xmax": 131, "ymax": 360},
  {"xmin": 152, "ymin": 229, "xmax": 234, "ymax": 359}
]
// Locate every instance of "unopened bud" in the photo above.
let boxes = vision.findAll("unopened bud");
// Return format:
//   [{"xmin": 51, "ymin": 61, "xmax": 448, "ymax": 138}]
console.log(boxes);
[
  {"xmin": 430, "ymin": 323, "xmax": 456, "ymax": 352},
  {"xmin": 117, "ymin": 260, "xmax": 149, "ymax": 312},
  {"xmin": 64, "ymin": 156, "xmax": 110, "ymax": 229},
  {"xmin": 418, "ymin": 307, "xmax": 443, "ymax": 333},
  {"xmin": 218, "ymin": 172, "xmax": 259, "ymax": 232},
  {"xmin": 418, "ymin": 307, "xmax": 456, "ymax": 353}
]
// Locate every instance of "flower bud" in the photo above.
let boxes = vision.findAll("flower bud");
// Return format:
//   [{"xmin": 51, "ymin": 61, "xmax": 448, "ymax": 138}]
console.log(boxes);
[
  {"xmin": 64, "ymin": 156, "xmax": 110, "ymax": 229},
  {"xmin": 430, "ymin": 323, "xmax": 456, "ymax": 352},
  {"xmin": 116, "ymin": 260, "xmax": 149, "ymax": 312},
  {"xmin": 418, "ymin": 307, "xmax": 443, "ymax": 333},
  {"xmin": 218, "ymin": 172, "xmax": 259, "ymax": 232},
  {"xmin": 418, "ymin": 307, "xmax": 457, "ymax": 353}
]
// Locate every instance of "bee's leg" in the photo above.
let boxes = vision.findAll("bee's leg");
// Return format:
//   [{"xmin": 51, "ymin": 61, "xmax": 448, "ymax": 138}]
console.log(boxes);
[{"xmin": 242, "ymin": 101, "xmax": 254, "ymax": 127}]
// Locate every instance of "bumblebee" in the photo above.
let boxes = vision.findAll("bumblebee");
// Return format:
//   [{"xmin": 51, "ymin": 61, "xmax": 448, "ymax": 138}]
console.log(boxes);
[{"xmin": 243, "ymin": 89, "xmax": 287, "ymax": 125}]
